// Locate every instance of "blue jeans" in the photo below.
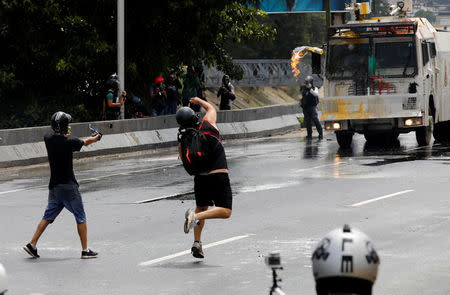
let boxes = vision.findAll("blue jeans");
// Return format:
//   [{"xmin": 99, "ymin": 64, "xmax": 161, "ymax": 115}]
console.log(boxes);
[
  {"xmin": 165, "ymin": 100, "xmax": 178, "ymax": 115},
  {"xmin": 42, "ymin": 182, "xmax": 86, "ymax": 224},
  {"xmin": 303, "ymin": 107, "xmax": 323, "ymax": 136},
  {"xmin": 151, "ymin": 108, "xmax": 165, "ymax": 117}
]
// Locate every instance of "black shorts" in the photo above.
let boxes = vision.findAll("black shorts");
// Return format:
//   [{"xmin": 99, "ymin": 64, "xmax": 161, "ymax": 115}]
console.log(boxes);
[{"xmin": 194, "ymin": 173, "xmax": 232, "ymax": 210}]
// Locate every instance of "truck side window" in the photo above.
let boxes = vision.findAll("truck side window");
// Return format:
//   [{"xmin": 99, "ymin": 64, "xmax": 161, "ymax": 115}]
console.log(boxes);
[
  {"xmin": 429, "ymin": 43, "xmax": 436, "ymax": 58},
  {"xmin": 422, "ymin": 42, "xmax": 429, "ymax": 66}
]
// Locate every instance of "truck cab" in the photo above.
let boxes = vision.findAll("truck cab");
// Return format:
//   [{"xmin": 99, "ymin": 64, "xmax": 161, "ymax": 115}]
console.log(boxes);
[{"xmin": 320, "ymin": 17, "xmax": 439, "ymax": 148}]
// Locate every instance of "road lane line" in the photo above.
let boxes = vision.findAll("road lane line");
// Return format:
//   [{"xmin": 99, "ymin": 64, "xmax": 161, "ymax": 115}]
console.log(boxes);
[
  {"xmin": 350, "ymin": 189, "xmax": 414, "ymax": 207},
  {"xmin": 293, "ymin": 162, "xmax": 346, "ymax": 173},
  {"xmin": 135, "ymin": 191, "xmax": 194, "ymax": 204},
  {"xmin": 0, "ymin": 185, "xmax": 47, "ymax": 196},
  {"xmin": 139, "ymin": 234, "xmax": 253, "ymax": 266}
]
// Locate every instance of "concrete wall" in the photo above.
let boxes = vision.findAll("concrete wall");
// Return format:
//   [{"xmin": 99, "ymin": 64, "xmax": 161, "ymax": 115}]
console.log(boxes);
[{"xmin": 0, "ymin": 103, "xmax": 301, "ymax": 168}]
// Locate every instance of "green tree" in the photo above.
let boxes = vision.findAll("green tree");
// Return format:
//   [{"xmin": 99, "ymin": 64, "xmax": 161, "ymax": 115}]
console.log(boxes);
[
  {"xmin": 226, "ymin": 13, "xmax": 326, "ymax": 59},
  {"xmin": 414, "ymin": 9, "xmax": 437, "ymax": 23},
  {"xmin": 0, "ymin": 1, "xmax": 274, "ymax": 128}
]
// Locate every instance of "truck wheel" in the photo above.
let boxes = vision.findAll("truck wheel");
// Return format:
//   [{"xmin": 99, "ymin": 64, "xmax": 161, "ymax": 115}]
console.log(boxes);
[
  {"xmin": 336, "ymin": 131, "xmax": 353, "ymax": 148},
  {"xmin": 433, "ymin": 124, "xmax": 443, "ymax": 143},
  {"xmin": 434, "ymin": 123, "xmax": 450, "ymax": 143},
  {"xmin": 416, "ymin": 118, "xmax": 433, "ymax": 146}
]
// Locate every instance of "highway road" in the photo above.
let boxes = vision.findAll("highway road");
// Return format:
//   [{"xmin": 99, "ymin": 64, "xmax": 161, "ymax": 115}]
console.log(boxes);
[{"xmin": 1, "ymin": 130, "xmax": 449, "ymax": 295}]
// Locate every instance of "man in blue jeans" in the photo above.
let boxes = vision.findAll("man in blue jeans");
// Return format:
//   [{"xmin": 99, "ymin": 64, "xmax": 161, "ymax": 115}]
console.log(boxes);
[{"xmin": 23, "ymin": 111, "xmax": 100, "ymax": 259}]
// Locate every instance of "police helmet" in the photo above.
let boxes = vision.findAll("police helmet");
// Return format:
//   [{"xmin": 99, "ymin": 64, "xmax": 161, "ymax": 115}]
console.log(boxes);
[
  {"xmin": 176, "ymin": 107, "xmax": 198, "ymax": 128},
  {"xmin": 312, "ymin": 224, "xmax": 379, "ymax": 295},
  {"xmin": 0, "ymin": 263, "xmax": 7, "ymax": 295},
  {"xmin": 106, "ymin": 73, "xmax": 120, "ymax": 91},
  {"xmin": 51, "ymin": 111, "xmax": 72, "ymax": 134}
]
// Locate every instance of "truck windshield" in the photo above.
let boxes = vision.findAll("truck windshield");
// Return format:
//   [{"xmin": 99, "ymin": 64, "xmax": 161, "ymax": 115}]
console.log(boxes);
[
  {"xmin": 327, "ymin": 44, "xmax": 369, "ymax": 79},
  {"xmin": 374, "ymin": 42, "xmax": 417, "ymax": 77}
]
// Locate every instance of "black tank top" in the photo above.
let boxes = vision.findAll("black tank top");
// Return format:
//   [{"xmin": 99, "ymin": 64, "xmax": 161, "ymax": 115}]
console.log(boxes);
[{"xmin": 198, "ymin": 120, "xmax": 228, "ymax": 171}]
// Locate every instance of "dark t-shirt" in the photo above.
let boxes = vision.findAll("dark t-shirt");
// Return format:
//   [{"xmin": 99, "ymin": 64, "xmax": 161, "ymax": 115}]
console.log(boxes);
[
  {"xmin": 301, "ymin": 87, "xmax": 319, "ymax": 109},
  {"xmin": 166, "ymin": 78, "xmax": 182, "ymax": 102},
  {"xmin": 198, "ymin": 120, "xmax": 228, "ymax": 171},
  {"xmin": 44, "ymin": 133, "xmax": 84, "ymax": 189}
]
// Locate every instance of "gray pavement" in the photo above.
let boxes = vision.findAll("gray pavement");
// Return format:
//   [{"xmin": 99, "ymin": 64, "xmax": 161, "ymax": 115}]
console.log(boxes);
[{"xmin": 1, "ymin": 130, "xmax": 450, "ymax": 295}]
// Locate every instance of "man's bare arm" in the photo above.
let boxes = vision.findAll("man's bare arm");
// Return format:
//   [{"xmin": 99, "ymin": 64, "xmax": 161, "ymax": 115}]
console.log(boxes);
[
  {"xmin": 84, "ymin": 135, "xmax": 100, "ymax": 146},
  {"xmin": 189, "ymin": 97, "xmax": 217, "ymax": 125}
]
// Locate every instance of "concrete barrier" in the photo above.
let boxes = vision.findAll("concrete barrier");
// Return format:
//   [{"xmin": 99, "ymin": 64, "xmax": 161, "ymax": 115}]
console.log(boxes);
[{"xmin": 0, "ymin": 103, "xmax": 301, "ymax": 168}]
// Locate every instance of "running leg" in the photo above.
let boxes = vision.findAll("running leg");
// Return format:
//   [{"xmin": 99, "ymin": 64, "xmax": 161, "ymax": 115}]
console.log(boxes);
[
  {"xmin": 30, "ymin": 219, "xmax": 51, "ymax": 246},
  {"xmin": 194, "ymin": 206, "xmax": 208, "ymax": 242}
]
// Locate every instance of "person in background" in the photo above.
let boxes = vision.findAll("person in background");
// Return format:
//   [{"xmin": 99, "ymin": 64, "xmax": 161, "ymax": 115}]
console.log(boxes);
[
  {"xmin": 125, "ymin": 93, "xmax": 150, "ymax": 119},
  {"xmin": 196, "ymin": 65, "xmax": 207, "ymax": 104},
  {"xmin": 217, "ymin": 74, "xmax": 235, "ymax": 110},
  {"xmin": 300, "ymin": 75, "xmax": 323, "ymax": 140},
  {"xmin": 150, "ymin": 76, "xmax": 167, "ymax": 116},
  {"xmin": 103, "ymin": 73, "xmax": 126, "ymax": 120},
  {"xmin": 182, "ymin": 66, "xmax": 200, "ymax": 111},
  {"xmin": 165, "ymin": 71, "xmax": 182, "ymax": 115}
]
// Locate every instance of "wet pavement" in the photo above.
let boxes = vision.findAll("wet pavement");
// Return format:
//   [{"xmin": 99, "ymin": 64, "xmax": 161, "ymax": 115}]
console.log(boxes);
[{"xmin": 1, "ymin": 130, "xmax": 450, "ymax": 295}]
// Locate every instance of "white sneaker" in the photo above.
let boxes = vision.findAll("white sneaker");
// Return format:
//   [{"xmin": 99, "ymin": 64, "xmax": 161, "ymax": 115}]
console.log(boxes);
[
  {"xmin": 191, "ymin": 241, "xmax": 204, "ymax": 258},
  {"xmin": 184, "ymin": 209, "xmax": 195, "ymax": 234}
]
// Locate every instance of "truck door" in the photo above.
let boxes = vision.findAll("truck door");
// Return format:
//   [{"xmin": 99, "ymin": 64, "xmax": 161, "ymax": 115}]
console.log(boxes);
[{"xmin": 421, "ymin": 41, "xmax": 432, "ymax": 118}]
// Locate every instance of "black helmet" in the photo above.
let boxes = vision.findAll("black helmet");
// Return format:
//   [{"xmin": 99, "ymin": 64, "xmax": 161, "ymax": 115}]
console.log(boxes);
[
  {"xmin": 176, "ymin": 107, "xmax": 198, "ymax": 128},
  {"xmin": 51, "ymin": 111, "xmax": 72, "ymax": 134},
  {"xmin": 222, "ymin": 74, "xmax": 230, "ymax": 84},
  {"xmin": 106, "ymin": 73, "xmax": 120, "ymax": 91}
]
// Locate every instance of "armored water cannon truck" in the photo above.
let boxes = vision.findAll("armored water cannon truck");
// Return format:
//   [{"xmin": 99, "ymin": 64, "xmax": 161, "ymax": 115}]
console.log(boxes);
[{"xmin": 316, "ymin": 1, "xmax": 450, "ymax": 148}]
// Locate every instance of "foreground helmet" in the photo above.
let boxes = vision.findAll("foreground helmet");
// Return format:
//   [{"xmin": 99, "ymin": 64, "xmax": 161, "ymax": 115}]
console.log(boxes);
[
  {"xmin": 176, "ymin": 107, "xmax": 198, "ymax": 128},
  {"xmin": 0, "ymin": 263, "xmax": 7, "ymax": 295},
  {"xmin": 312, "ymin": 225, "xmax": 379, "ymax": 295},
  {"xmin": 51, "ymin": 111, "xmax": 72, "ymax": 134}
]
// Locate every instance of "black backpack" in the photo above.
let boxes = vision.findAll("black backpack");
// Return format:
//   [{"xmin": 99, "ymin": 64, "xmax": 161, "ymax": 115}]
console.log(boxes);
[{"xmin": 178, "ymin": 127, "xmax": 213, "ymax": 175}]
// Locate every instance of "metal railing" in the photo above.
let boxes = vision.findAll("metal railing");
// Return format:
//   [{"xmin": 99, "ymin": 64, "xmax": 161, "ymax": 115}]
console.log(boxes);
[{"xmin": 204, "ymin": 59, "xmax": 312, "ymax": 87}]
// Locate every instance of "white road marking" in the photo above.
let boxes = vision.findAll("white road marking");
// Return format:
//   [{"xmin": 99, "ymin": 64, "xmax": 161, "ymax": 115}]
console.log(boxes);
[
  {"xmin": 292, "ymin": 162, "xmax": 346, "ymax": 173},
  {"xmin": 0, "ymin": 185, "xmax": 46, "ymax": 196},
  {"xmin": 139, "ymin": 234, "xmax": 253, "ymax": 266},
  {"xmin": 349, "ymin": 189, "xmax": 414, "ymax": 207},
  {"xmin": 239, "ymin": 181, "xmax": 299, "ymax": 193},
  {"xmin": 135, "ymin": 191, "xmax": 194, "ymax": 204}
]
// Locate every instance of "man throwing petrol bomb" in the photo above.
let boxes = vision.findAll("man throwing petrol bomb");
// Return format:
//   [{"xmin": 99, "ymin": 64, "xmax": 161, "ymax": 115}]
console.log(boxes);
[
  {"xmin": 176, "ymin": 97, "xmax": 232, "ymax": 259},
  {"xmin": 24, "ymin": 111, "xmax": 100, "ymax": 259},
  {"xmin": 300, "ymin": 75, "xmax": 323, "ymax": 140}
]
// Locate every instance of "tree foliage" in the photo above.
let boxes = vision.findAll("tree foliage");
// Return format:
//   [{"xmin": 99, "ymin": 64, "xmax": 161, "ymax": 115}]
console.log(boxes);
[
  {"xmin": 414, "ymin": 9, "xmax": 437, "ymax": 23},
  {"xmin": 226, "ymin": 13, "xmax": 326, "ymax": 59},
  {"xmin": 0, "ymin": 0, "xmax": 274, "ymax": 128}
]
